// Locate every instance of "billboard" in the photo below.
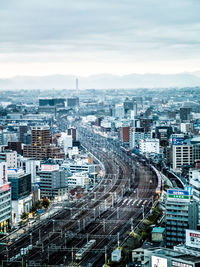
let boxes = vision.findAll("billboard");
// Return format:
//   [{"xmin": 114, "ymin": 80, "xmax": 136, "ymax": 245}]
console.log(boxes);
[
  {"xmin": 41, "ymin": 164, "xmax": 59, "ymax": 172},
  {"xmin": 172, "ymin": 261, "xmax": 192, "ymax": 267},
  {"xmin": 172, "ymin": 137, "xmax": 184, "ymax": 145},
  {"xmin": 186, "ymin": 229, "xmax": 200, "ymax": 249},
  {"xmin": 152, "ymin": 256, "xmax": 167, "ymax": 267},
  {"xmin": 184, "ymin": 186, "xmax": 193, "ymax": 196},
  {"xmin": 168, "ymin": 189, "xmax": 190, "ymax": 201}
]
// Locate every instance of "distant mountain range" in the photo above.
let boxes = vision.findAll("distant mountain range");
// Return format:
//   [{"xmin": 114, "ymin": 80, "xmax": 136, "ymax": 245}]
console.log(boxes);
[{"xmin": 0, "ymin": 72, "xmax": 200, "ymax": 90}]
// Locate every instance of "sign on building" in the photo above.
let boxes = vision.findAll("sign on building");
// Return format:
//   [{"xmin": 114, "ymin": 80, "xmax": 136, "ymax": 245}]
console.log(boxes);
[
  {"xmin": 186, "ymin": 229, "xmax": 200, "ymax": 249},
  {"xmin": 167, "ymin": 189, "xmax": 190, "ymax": 201},
  {"xmin": 152, "ymin": 256, "xmax": 167, "ymax": 267}
]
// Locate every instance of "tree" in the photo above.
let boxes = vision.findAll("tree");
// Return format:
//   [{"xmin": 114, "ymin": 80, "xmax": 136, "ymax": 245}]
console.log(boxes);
[
  {"xmin": 20, "ymin": 212, "xmax": 28, "ymax": 221},
  {"xmin": 42, "ymin": 197, "xmax": 50, "ymax": 209}
]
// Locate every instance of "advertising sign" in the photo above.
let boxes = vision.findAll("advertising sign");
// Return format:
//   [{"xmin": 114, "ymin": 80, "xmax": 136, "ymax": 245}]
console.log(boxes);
[
  {"xmin": 184, "ymin": 186, "xmax": 193, "ymax": 196},
  {"xmin": 152, "ymin": 256, "xmax": 167, "ymax": 267},
  {"xmin": 41, "ymin": 164, "xmax": 59, "ymax": 172},
  {"xmin": 186, "ymin": 229, "xmax": 200, "ymax": 249},
  {"xmin": 168, "ymin": 189, "xmax": 190, "ymax": 201},
  {"xmin": 0, "ymin": 183, "xmax": 11, "ymax": 193},
  {"xmin": 172, "ymin": 137, "xmax": 184, "ymax": 145},
  {"xmin": 172, "ymin": 261, "xmax": 192, "ymax": 267}
]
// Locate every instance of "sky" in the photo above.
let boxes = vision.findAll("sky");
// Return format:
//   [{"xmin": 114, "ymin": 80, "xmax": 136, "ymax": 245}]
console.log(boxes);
[{"xmin": 0, "ymin": 0, "xmax": 200, "ymax": 78}]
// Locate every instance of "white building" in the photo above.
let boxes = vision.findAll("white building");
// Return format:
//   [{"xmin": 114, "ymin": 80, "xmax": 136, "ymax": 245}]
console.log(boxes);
[
  {"xmin": 57, "ymin": 132, "xmax": 73, "ymax": 154},
  {"xmin": 172, "ymin": 144, "xmax": 193, "ymax": 172},
  {"xmin": 18, "ymin": 157, "xmax": 40, "ymax": 183},
  {"xmin": 67, "ymin": 172, "xmax": 89, "ymax": 188},
  {"xmin": 130, "ymin": 128, "xmax": 152, "ymax": 149},
  {"xmin": 12, "ymin": 194, "xmax": 32, "ymax": 225},
  {"xmin": 0, "ymin": 150, "xmax": 17, "ymax": 168},
  {"xmin": 1, "ymin": 131, "xmax": 19, "ymax": 145},
  {"xmin": 62, "ymin": 159, "xmax": 96, "ymax": 174},
  {"xmin": 114, "ymin": 104, "xmax": 124, "ymax": 119},
  {"xmin": 139, "ymin": 138, "xmax": 160, "ymax": 155},
  {"xmin": 68, "ymin": 147, "xmax": 79, "ymax": 159},
  {"xmin": 180, "ymin": 122, "xmax": 194, "ymax": 133}
]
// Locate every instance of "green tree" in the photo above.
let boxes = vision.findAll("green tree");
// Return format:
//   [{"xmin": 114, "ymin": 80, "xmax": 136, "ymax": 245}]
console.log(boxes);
[
  {"xmin": 42, "ymin": 197, "xmax": 50, "ymax": 209},
  {"xmin": 20, "ymin": 212, "xmax": 28, "ymax": 221}
]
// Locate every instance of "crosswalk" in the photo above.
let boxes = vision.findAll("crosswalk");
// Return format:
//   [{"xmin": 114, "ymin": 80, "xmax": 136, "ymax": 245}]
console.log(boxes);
[{"xmin": 117, "ymin": 197, "xmax": 150, "ymax": 208}]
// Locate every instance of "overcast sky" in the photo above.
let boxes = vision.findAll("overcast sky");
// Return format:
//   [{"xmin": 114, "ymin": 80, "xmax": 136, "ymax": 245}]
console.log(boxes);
[{"xmin": 0, "ymin": 0, "xmax": 200, "ymax": 77}]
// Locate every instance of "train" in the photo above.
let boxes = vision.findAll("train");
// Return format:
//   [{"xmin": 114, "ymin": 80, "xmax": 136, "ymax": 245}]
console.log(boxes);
[{"xmin": 75, "ymin": 239, "xmax": 96, "ymax": 260}]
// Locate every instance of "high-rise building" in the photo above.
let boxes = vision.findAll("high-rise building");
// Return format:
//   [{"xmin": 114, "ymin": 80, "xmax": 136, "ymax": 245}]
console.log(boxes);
[
  {"xmin": 180, "ymin": 107, "xmax": 191, "ymax": 121},
  {"xmin": 120, "ymin": 126, "xmax": 130, "ymax": 143},
  {"xmin": 31, "ymin": 126, "xmax": 51, "ymax": 147},
  {"xmin": 23, "ymin": 126, "xmax": 65, "ymax": 160},
  {"xmin": 67, "ymin": 127, "xmax": 77, "ymax": 141},
  {"xmin": 7, "ymin": 168, "xmax": 32, "ymax": 224},
  {"xmin": 172, "ymin": 144, "xmax": 193, "ymax": 172},
  {"xmin": 0, "ymin": 162, "xmax": 12, "ymax": 232},
  {"xmin": 165, "ymin": 189, "xmax": 198, "ymax": 248},
  {"xmin": 19, "ymin": 125, "xmax": 28, "ymax": 143},
  {"xmin": 7, "ymin": 169, "xmax": 31, "ymax": 200},
  {"xmin": 39, "ymin": 164, "xmax": 67, "ymax": 199}
]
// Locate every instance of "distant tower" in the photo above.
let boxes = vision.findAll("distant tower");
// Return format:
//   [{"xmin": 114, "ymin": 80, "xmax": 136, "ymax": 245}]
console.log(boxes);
[{"xmin": 76, "ymin": 78, "xmax": 79, "ymax": 91}]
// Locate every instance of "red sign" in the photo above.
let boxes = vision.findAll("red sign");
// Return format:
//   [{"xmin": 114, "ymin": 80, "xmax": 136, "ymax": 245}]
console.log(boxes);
[{"xmin": 0, "ymin": 183, "xmax": 10, "ymax": 192}]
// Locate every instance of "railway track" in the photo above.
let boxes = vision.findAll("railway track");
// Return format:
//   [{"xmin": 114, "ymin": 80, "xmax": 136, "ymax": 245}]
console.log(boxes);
[{"xmin": 1, "ymin": 127, "xmax": 160, "ymax": 267}]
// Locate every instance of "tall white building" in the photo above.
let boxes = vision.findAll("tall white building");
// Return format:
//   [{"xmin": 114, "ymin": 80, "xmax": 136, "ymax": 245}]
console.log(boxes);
[
  {"xmin": 172, "ymin": 145, "xmax": 193, "ymax": 172},
  {"xmin": 114, "ymin": 104, "xmax": 124, "ymax": 119},
  {"xmin": 58, "ymin": 132, "xmax": 73, "ymax": 154},
  {"xmin": 139, "ymin": 138, "xmax": 160, "ymax": 155}
]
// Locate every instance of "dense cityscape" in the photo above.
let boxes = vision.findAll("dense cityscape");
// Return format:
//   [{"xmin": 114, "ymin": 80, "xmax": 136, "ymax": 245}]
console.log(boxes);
[{"xmin": 0, "ymin": 86, "xmax": 199, "ymax": 266}]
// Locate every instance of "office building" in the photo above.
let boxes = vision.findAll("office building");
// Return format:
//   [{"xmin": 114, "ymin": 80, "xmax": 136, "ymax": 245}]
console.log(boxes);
[
  {"xmin": 139, "ymin": 139, "xmax": 160, "ymax": 155},
  {"xmin": 0, "ymin": 150, "xmax": 17, "ymax": 168},
  {"xmin": 0, "ymin": 162, "xmax": 12, "ymax": 232},
  {"xmin": 180, "ymin": 107, "xmax": 191, "ymax": 121},
  {"xmin": 38, "ymin": 164, "xmax": 67, "ymax": 199},
  {"xmin": 180, "ymin": 123, "xmax": 194, "ymax": 134},
  {"xmin": 130, "ymin": 127, "xmax": 152, "ymax": 149},
  {"xmin": 39, "ymin": 98, "xmax": 66, "ymax": 107},
  {"xmin": 143, "ymin": 247, "xmax": 200, "ymax": 267},
  {"xmin": 7, "ymin": 168, "xmax": 32, "ymax": 224},
  {"xmin": 67, "ymin": 97, "xmax": 79, "ymax": 108},
  {"xmin": 7, "ymin": 169, "xmax": 31, "ymax": 200},
  {"xmin": 172, "ymin": 144, "xmax": 193, "ymax": 172},
  {"xmin": 8, "ymin": 141, "xmax": 22, "ymax": 155},
  {"xmin": 120, "ymin": 126, "xmax": 130, "ymax": 143},
  {"xmin": 23, "ymin": 126, "xmax": 64, "ymax": 160},
  {"xmin": 174, "ymin": 229, "xmax": 200, "ymax": 257},
  {"xmin": 165, "ymin": 189, "xmax": 198, "ymax": 248},
  {"xmin": 19, "ymin": 125, "xmax": 28, "ymax": 142},
  {"xmin": 67, "ymin": 127, "xmax": 77, "ymax": 141},
  {"xmin": 155, "ymin": 126, "xmax": 173, "ymax": 146}
]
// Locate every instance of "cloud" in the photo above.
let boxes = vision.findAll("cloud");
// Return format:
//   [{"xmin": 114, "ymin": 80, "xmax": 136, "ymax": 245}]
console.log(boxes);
[{"xmin": 0, "ymin": 0, "xmax": 200, "ymax": 76}]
